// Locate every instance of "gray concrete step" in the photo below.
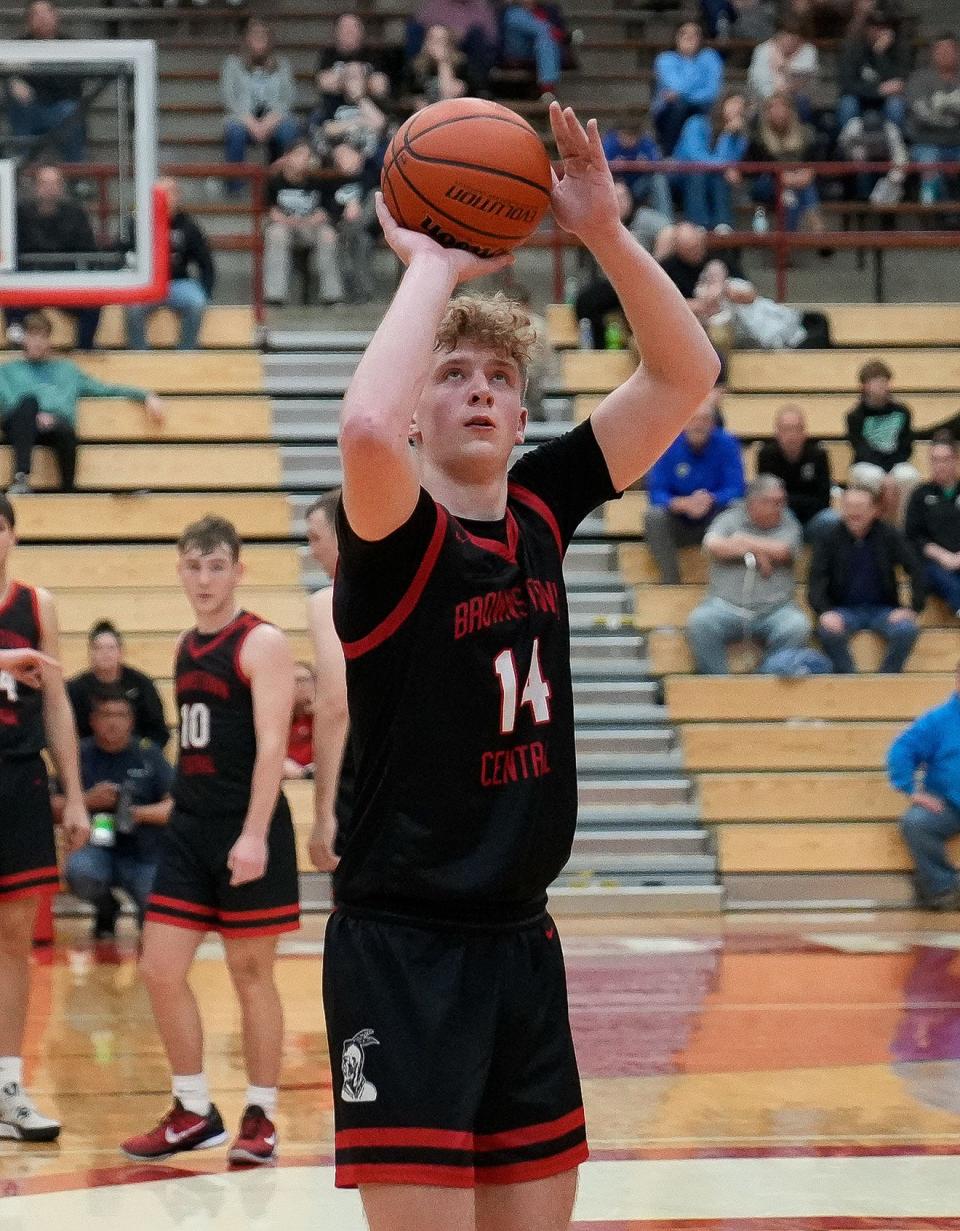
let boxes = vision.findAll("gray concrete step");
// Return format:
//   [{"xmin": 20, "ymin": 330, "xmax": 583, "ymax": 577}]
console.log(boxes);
[
  {"xmin": 572, "ymin": 679, "xmax": 658, "ymax": 705},
  {"xmin": 574, "ymin": 829, "xmax": 710, "ymax": 856},
  {"xmin": 576, "ymin": 727, "xmax": 675, "ymax": 756},
  {"xmin": 573, "ymin": 703, "xmax": 667, "ymax": 725},
  {"xmin": 567, "ymin": 591, "xmax": 633, "ymax": 617},
  {"xmin": 547, "ymin": 885, "xmax": 724, "ymax": 914},
  {"xmin": 577, "ymin": 749, "xmax": 683, "ymax": 774},
  {"xmin": 579, "ymin": 779, "xmax": 692, "ymax": 807},
  {"xmin": 578, "ymin": 802, "xmax": 702, "ymax": 826},
  {"xmin": 724, "ymin": 873, "xmax": 916, "ymax": 911},
  {"xmin": 563, "ymin": 852, "xmax": 716, "ymax": 876},
  {"xmin": 570, "ymin": 633, "xmax": 645, "ymax": 660}
]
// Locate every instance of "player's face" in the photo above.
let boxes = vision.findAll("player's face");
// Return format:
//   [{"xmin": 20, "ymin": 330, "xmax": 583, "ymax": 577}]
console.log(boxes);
[
  {"xmin": 293, "ymin": 667, "xmax": 314, "ymax": 713},
  {"xmin": 0, "ymin": 516, "xmax": 15, "ymax": 572},
  {"xmin": 177, "ymin": 546, "xmax": 243, "ymax": 618},
  {"xmin": 414, "ymin": 344, "xmax": 527, "ymax": 481},
  {"xmin": 306, "ymin": 510, "xmax": 338, "ymax": 577}
]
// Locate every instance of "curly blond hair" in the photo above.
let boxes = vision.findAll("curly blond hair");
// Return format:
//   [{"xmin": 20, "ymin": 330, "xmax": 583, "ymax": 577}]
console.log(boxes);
[{"xmin": 434, "ymin": 292, "xmax": 539, "ymax": 373}]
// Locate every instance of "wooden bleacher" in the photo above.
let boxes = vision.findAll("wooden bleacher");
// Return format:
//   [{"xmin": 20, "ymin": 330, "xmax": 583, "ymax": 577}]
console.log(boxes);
[{"xmin": 1, "ymin": 307, "xmax": 256, "ymax": 352}]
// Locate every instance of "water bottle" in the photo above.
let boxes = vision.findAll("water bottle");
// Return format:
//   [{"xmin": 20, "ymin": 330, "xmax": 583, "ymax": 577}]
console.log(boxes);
[
  {"xmin": 114, "ymin": 781, "xmax": 135, "ymax": 836},
  {"xmin": 577, "ymin": 317, "xmax": 593, "ymax": 350},
  {"xmin": 751, "ymin": 207, "xmax": 769, "ymax": 234},
  {"xmin": 90, "ymin": 812, "xmax": 115, "ymax": 848},
  {"xmin": 563, "ymin": 276, "xmax": 578, "ymax": 306},
  {"xmin": 604, "ymin": 316, "xmax": 624, "ymax": 350}
]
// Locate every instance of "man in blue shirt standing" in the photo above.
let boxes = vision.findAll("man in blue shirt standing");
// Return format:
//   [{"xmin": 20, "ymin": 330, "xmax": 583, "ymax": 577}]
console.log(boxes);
[
  {"xmin": 646, "ymin": 396, "xmax": 745, "ymax": 582},
  {"xmin": 55, "ymin": 685, "xmax": 173, "ymax": 938},
  {"xmin": 889, "ymin": 666, "xmax": 960, "ymax": 910}
]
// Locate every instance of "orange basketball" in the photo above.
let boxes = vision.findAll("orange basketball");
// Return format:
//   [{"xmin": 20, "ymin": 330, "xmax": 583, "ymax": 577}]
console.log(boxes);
[{"xmin": 381, "ymin": 98, "xmax": 553, "ymax": 259}]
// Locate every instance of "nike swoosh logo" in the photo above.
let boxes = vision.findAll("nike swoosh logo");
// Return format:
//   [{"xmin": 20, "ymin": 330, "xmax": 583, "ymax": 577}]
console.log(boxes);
[
  {"xmin": 165, "ymin": 1124, "xmax": 204, "ymax": 1145},
  {"xmin": 545, "ymin": 928, "xmax": 555, "ymax": 940},
  {"xmin": 263, "ymin": 1135, "xmax": 276, "ymax": 1146}
]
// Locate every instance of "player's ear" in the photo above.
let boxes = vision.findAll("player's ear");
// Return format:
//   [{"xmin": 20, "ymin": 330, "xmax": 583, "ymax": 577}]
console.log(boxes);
[
  {"xmin": 515, "ymin": 406, "xmax": 527, "ymax": 445},
  {"xmin": 408, "ymin": 412, "xmax": 423, "ymax": 446}
]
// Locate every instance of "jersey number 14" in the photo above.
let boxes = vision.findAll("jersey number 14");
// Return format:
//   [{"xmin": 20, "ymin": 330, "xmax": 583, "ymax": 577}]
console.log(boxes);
[{"xmin": 493, "ymin": 639, "xmax": 552, "ymax": 735}]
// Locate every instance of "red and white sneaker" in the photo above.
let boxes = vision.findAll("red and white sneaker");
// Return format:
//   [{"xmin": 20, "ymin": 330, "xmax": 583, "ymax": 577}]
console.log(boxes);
[
  {"xmin": 228, "ymin": 1105, "xmax": 278, "ymax": 1166},
  {"xmin": 120, "ymin": 1099, "xmax": 227, "ymax": 1161}
]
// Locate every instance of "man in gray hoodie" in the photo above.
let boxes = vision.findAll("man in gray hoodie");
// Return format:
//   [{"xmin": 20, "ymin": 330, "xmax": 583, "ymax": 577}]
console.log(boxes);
[{"xmin": 907, "ymin": 33, "xmax": 960, "ymax": 202}]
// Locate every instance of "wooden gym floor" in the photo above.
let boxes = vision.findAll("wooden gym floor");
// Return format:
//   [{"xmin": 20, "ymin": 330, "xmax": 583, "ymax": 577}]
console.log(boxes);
[{"xmin": 5, "ymin": 910, "xmax": 960, "ymax": 1228}]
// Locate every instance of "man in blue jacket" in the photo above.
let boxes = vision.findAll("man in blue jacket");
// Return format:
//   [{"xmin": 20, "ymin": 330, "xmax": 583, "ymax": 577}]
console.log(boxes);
[
  {"xmin": 889, "ymin": 666, "xmax": 960, "ymax": 910},
  {"xmin": 646, "ymin": 396, "xmax": 745, "ymax": 582}
]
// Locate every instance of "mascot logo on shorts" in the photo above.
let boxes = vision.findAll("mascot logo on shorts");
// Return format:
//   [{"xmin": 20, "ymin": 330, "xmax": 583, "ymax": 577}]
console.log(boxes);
[{"xmin": 341, "ymin": 1029, "xmax": 379, "ymax": 1103}]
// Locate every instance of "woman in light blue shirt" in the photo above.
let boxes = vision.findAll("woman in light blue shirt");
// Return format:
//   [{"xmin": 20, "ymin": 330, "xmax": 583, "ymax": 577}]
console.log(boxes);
[
  {"xmin": 652, "ymin": 20, "xmax": 724, "ymax": 153},
  {"xmin": 673, "ymin": 90, "xmax": 750, "ymax": 228}
]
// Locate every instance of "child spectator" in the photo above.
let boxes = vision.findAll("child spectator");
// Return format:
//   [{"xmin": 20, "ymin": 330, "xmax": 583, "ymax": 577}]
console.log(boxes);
[
  {"xmin": 264, "ymin": 142, "xmax": 343, "ymax": 307},
  {"xmin": 846, "ymin": 357, "xmax": 920, "ymax": 520},
  {"xmin": 602, "ymin": 121, "xmax": 673, "ymax": 218},
  {"xmin": 284, "ymin": 662, "xmax": 315, "ymax": 779}
]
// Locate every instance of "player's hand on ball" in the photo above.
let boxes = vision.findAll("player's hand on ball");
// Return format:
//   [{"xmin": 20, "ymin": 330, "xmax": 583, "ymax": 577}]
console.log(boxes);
[
  {"xmin": 374, "ymin": 193, "xmax": 515, "ymax": 286},
  {"xmin": 0, "ymin": 647, "xmax": 61, "ymax": 689},
  {"xmin": 228, "ymin": 831, "xmax": 268, "ymax": 886},
  {"xmin": 62, "ymin": 798, "xmax": 91, "ymax": 852},
  {"xmin": 548, "ymin": 103, "xmax": 620, "ymax": 242}
]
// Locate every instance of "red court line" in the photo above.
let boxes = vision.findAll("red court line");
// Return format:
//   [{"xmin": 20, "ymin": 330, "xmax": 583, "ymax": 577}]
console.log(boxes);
[
  {"xmin": 586, "ymin": 1144, "xmax": 960, "ymax": 1161},
  {"xmin": 571, "ymin": 1222, "xmax": 960, "ymax": 1230}
]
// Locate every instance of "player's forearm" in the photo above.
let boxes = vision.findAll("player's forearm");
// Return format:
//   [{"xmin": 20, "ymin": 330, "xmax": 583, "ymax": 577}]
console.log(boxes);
[
  {"xmin": 313, "ymin": 702, "xmax": 349, "ymax": 823},
  {"xmin": 43, "ymin": 689, "xmax": 83, "ymax": 801},
  {"xmin": 242, "ymin": 743, "xmax": 286, "ymax": 837},
  {"xmin": 132, "ymin": 799, "xmax": 173, "ymax": 826},
  {"xmin": 586, "ymin": 222, "xmax": 718, "ymax": 392},
  {"xmin": 341, "ymin": 252, "xmax": 457, "ymax": 446}
]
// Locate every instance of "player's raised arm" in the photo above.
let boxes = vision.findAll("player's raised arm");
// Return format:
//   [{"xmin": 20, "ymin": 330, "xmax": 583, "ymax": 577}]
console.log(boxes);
[
  {"xmin": 35, "ymin": 588, "xmax": 89, "ymax": 852},
  {"xmin": 549, "ymin": 103, "xmax": 721, "ymax": 491},
  {"xmin": 338, "ymin": 195, "xmax": 514, "ymax": 542}
]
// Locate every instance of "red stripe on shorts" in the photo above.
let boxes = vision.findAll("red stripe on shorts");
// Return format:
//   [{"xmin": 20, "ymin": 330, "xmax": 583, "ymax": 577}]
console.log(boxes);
[
  {"xmin": 476, "ymin": 1141, "xmax": 590, "ymax": 1184},
  {"xmin": 217, "ymin": 919, "xmax": 300, "ymax": 939},
  {"xmin": 0, "ymin": 865, "xmax": 59, "ymax": 888},
  {"xmin": 217, "ymin": 902, "xmax": 301, "ymax": 922},
  {"xmin": 147, "ymin": 894, "xmax": 218, "ymax": 918},
  {"xmin": 335, "ymin": 1162, "xmax": 475, "ymax": 1189},
  {"xmin": 474, "ymin": 1107, "xmax": 586, "ymax": 1152},
  {"xmin": 144, "ymin": 911, "xmax": 210, "ymax": 932},
  {"xmin": 335, "ymin": 1126, "xmax": 474, "ymax": 1152}
]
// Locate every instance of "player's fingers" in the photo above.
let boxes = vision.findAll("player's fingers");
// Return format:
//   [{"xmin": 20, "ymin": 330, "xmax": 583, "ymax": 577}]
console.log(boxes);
[
  {"xmin": 548, "ymin": 99, "xmax": 570, "ymax": 152},
  {"xmin": 563, "ymin": 106, "xmax": 590, "ymax": 154},
  {"xmin": 586, "ymin": 117, "xmax": 606, "ymax": 168},
  {"xmin": 374, "ymin": 191, "xmax": 395, "ymax": 235}
]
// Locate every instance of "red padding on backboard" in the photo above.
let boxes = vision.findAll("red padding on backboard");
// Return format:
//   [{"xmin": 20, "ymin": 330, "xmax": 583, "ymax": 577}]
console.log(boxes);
[{"xmin": 0, "ymin": 184, "xmax": 170, "ymax": 307}]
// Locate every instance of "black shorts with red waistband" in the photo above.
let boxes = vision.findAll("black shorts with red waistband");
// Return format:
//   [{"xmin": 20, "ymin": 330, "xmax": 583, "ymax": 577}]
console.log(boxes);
[
  {"xmin": 322, "ymin": 906, "xmax": 588, "ymax": 1189},
  {"xmin": 0, "ymin": 757, "xmax": 58, "ymax": 902},
  {"xmin": 145, "ymin": 795, "xmax": 300, "ymax": 938}
]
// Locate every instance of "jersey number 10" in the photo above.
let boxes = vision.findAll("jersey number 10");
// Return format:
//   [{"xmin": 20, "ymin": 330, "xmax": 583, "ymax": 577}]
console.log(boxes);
[
  {"xmin": 493, "ymin": 638, "xmax": 552, "ymax": 735},
  {"xmin": 180, "ymin": 702, "xmax": 211, "ymax": 750}
]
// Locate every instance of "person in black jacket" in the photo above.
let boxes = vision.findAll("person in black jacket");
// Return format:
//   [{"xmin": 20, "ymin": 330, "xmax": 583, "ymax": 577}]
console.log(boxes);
[
  {"xmin": 5, "ymin": 1, "xmax": 86, "ymax": 163},
  {"xmin": 124, "ymin": 179, "xmax": 215, "ymax": 351},
  {"xmin": 809, "ymin": 484, "xmax": 925, "ymax": 673},
  {"xmin": 756, "ymin": 404, "xmax": 838, "ymax": 543},
  {"xmin": 837, "ymin": 11, "xmax": 910, "ymax": 131},
  {"xmin": 905, "ymin": 432, "xmax": 960, "ymax": 616},
  {"xmin": 3, "ymin": 164, "xmax": 100, "ymax": 350},
  {"xmin": 67, "ymin": 620, "xmax": 169, "ymax": 748}
]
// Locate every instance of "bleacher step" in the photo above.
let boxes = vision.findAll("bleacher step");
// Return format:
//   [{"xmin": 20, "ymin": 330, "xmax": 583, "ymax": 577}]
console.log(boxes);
[
  {"xmin": 563, "ymin": 853, "xmax": 716, "ymax": 875},
  {"xmin": 574, "ymin": 703, "xmax": 668, "ymax": 725},
  {"xmin": 578, "ymin": 803, "xmax": 702, "ymax": 826},
  {"xmin": 577, "ymin": 750, "xmax": 683, "ymax": 774},
  {"xmin": 573, "ymin": 679, "xmax": 659, "ymax": 705},
  {"xmin": 579, "ymin": 778, "xmax": 692, "ymax": 806},
  {"xmin": 574, "ymin": 829, "xmax": 710, "ymax": 856},
  {"xmin": 724, "ymin": 873, "xmax": 915, "ymax": 910},
  {"xmin": 576, "ymin": 728, "xmax": 675, "ymax": 756},
  {"xmin": 547, "ymin": 885, "xmax": 724, "ymax": 914},
  {"xmin": 570, "ymin": 633, "xmax": 645, "ymax": 659}
]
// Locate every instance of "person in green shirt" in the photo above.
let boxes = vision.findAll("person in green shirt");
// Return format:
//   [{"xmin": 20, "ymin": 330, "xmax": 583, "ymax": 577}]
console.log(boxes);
[{"xmin": 0, "ymin": 311, "xmax": 163, "ymax": 493}]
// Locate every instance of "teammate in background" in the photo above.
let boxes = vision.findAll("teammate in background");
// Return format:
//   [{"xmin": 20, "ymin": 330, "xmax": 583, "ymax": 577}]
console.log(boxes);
[
  {"xmin": 304, "ymin": 491, "xmax": 350, "ymax": 872},
  {"xmin": 120, "ymin": 516, "xmax": 298, "ymax": 1167},
  {"xmin": 283, "ymin": 661, "xmax": 316, "ymax": 779},
  {"xmin": 0, "ymin": 492, "xmax": 89, "ymax": 1141},
  {"xmin": 325, "ymin": 102, "xmax": 718, "ymax": 1230}
]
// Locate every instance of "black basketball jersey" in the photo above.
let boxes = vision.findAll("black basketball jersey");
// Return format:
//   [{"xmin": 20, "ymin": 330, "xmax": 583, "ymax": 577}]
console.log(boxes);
[
  {"xmin": 173, "ymin": 610, "xmax": 265, "ymax": 818},
  {"xmin": 0, "ymin": 581, "xmax": 45, "ymax": 759},
  {"xmin": 332, "ymin": 419, "xmax": 620, "ymax": 924}
]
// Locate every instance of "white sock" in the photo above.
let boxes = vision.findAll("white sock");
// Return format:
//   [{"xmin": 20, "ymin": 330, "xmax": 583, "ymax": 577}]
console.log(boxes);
[
  {"xmin": 172, "ymin": 1073, "xmax": 211, "ymax": 1117},
  {"xmin": 245, "ymin": 1085, "xmax": 277, "ymax": 1116},
  {"xmin": 0, "ymin": 1057, "xmax": 23, "ymax": 1090}
]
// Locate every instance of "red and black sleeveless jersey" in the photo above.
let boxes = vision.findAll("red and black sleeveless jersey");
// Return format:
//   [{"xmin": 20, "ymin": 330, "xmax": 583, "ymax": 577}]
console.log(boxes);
[
  {"xmin": 173, "ymin": 610, "xmax": 265, "ymax": 818},
  {"xmin": 0, "ymin": 581, "xmax": 45, "ymax": 759},
  {"xmin": 332, "ymin": 420, "xmax": 621, "ymax": 925}
]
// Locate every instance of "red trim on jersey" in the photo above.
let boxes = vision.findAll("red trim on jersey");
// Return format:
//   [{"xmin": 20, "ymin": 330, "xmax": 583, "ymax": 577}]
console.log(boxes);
[
  {"xmin": 0, "ymin": 580, "xmax": 23, "ymax": 621},
  {"xmin": 335, "ymin": 1163, "xmax": 475, "ymax": 1189},
  {"xmin": 474, "ymin": 1107, "xmax": 586, "ymax": 1151},
  {"xmin": 231, "ymin": 613, "xmax": 264, "ymax": 686},
  {"xmin": 0, "ymin": 881, "xmax": 59, "ymax": 902},
  {"xmin": 0, "ymin": 864, "xmax": 59, "ymax": 888},
  {"xmin": 508, "ymin": 483, "xmax": 563, "ymax": 555},
  {"xmin": 218, "ymin": 902, "xmax": 301, "ymax": 922},
  {"xmin": 26, "ymin": 584, "xmax": 42, "ymax": 643},
  {"xmin": 341, "ymin": 505, "xmax": 449, "ymax": 661},
  {"xmin": 477, "ymin": 1141, "xmax": 589, "ymax": 1184},
  {"xmin": 218, "ymin": 918, "xmax": 300, "ymax": 939},
  {"xmin": 144, "ymin": 910, "xmax": 210, "ymax": 933},
  {"xmin": 454, "ymin": 509, "xmax": 519, "ymax": 563},
  {"xmin": 335, "ymin": 1126, "xmax": 474, "ymax": 1152},
  {"xmin": 185, "ymin": 612, "xmax": 249, "ymax": 662},
  {"xmin": 147, "ymin": 894, "xmax": 218, "ymax": 919}
]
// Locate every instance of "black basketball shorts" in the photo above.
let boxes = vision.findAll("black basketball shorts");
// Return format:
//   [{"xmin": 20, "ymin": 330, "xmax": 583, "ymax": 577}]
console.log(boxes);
[
  {"xmin": 323, "ymin": 908, "xmax": 589, "ymax": 1189},
  {"xmin": 145, "ymin": 794, "xmax": 300, "ymax": 938},
  {"xmin": 0, "ymin": 757, "xmax": 58, "ymax": 901}
]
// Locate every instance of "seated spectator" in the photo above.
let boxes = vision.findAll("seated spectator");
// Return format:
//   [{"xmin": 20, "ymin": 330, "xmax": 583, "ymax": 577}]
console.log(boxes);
[
  {"xmin": 67, "ymin": 620, "xmax": 168, "ymax": 746},
  {"xmin": 673, "ymin": 91, "xmax": 750, "ymax": 230},
  {"xmin": 809, "ymin": 484, "xmax": 924, "ymax": 673},
  {"xmin": 846, "ymin": 357, "xmax": 920, "ymax": 520},
  {"xmin": 500, "ymin": 2, "xmax": 569, "ymax": 99},
  {"xmin": 655, "ymin": 221, "xmax": 713, "ymax": 302},
  {"xmin": 889, "ymin": 664, "xmax": 960, "ymax": 910},
  {"xmin": 837, "ymin": 10, "xmax": 910, "ymax": 131},
  {"xmin": 326, "ymin": 143, "xmax": 378, "ymax": 305},
  {"xmin": 747, "ymin": 92, "xmax": 825, "ymax": 232},
  {"xmin": 652, "ymin": 20, "xmax": 725, "ymax": 154},
  {"xmin": 702, "ymin": 0, "xmax": 776, "ymax": 42},
  {"xmin": 5, "ymin": 1, "xmax": 86, "ymax": 164},
  {"xmin": 907, "ymin": 33, "xmax": 960, "ymax": 205},
  {"xmin": 5, "ymin": 165, "xmax": 100, "ymax": 351},
  {"xmin": 57, "ymin": 686, "xmax": 173, "ymax": 937},
  {"xmin": 316, "ymin": 13, "xmax": 391, "ymax": 103},
  {"xmin": 0, "ymin": 313, "xmax": 163, "ymax": 494},
  {"xmin": 905, "ymin": 432, "xmax": 960, "ymax": 616},
  {"xmin": 686, "ymin": 475, "xmax": 810, "ymax": 673},
  {"xmin": 125, "ymin": 178, "xmax": 214, "ymax": 352},
  {"xmin": 747, "ymin": 20, "xmax": 819, "ymax": 119},
  {"xmin": 284, "ymin": 662, "xmax": 315, "ymax": 779},
  {"xmin": 694, "ymin": 260, "xmax": 832, "ymax": 350},
  {"xmin": 402, "ymin": 24, "xmax": 478, "ymax": 106},
  {"xmin": 220, "ymin": 19, "xmax": 299, "ymax": 192},
  {"xmin": 756, "ymin": 404, "xmax": 838, "ymax": 542},
  {"xmin": 311, "ymin": 60, "xmax": 386, "ymax": 163},
  {"xmin": 646, "ymin": 396, "xmax": 747, "ymax": 583},
  {"xmin": 407, "ymin": 0, "xmax": 499, "ymax": 88},
  {"xmin": 264, "ymin": 142, "xmax": 343, "ymax": 307},
  {"xmin": 602, "ymin": 121, "xmax": 673, "ymax": 218},
  {"xmin": 837, "ymin": 107, "xmax": 908, "ymax": 203}
]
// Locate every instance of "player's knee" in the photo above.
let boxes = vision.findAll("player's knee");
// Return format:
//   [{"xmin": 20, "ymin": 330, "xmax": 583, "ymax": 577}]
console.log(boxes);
[{"xmin": 227, "ymin": 951, "xmax": 272, "ymax": 996}]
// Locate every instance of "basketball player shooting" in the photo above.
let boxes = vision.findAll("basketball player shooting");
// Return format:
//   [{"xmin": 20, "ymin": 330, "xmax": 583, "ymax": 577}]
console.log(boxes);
[{"xmin": 323, "ymin": 102, "xmax": 719, "ymax": 1231}]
